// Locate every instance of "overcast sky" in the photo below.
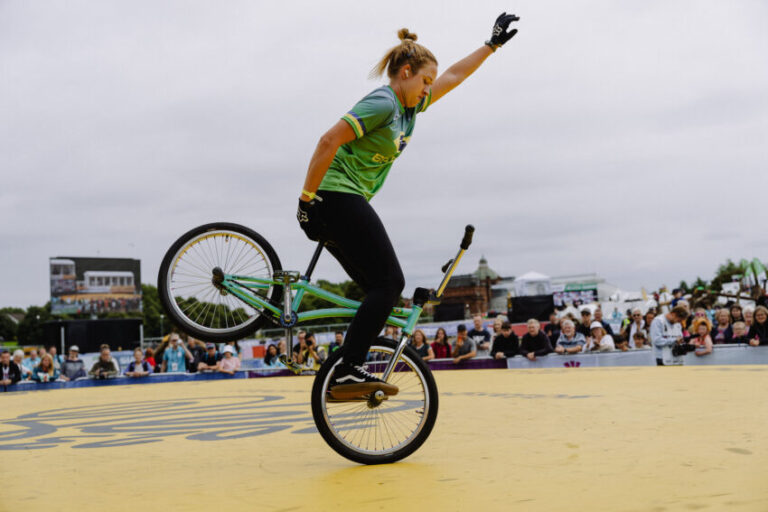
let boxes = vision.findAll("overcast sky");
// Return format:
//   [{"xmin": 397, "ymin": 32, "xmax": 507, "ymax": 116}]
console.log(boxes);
[{"xmin": 2, "ymin": 0, "xmax": 767, "ymax": 309}]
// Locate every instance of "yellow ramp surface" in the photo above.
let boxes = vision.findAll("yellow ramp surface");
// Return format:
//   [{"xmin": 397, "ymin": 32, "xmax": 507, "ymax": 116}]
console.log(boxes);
[{"xmin": 1, "ymin": 367, "xmax": 766, "ymax": 512}]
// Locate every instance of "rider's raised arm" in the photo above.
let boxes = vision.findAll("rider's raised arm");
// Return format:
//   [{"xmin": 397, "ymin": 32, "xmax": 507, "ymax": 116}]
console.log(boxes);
[
  {"xmin": 429, "ymin": 46, "xmax": 494, "ymax": 104},
  {"xmin": 300, "ymin": 120, "xmax": 356, "ymax": 201},
  {"xmin": 429, "ymin": 12, "xmax": 519, "ymax": 105}
]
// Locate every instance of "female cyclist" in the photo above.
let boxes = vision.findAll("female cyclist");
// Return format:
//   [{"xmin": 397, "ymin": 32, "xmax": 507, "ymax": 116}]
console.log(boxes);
[{"xmin": 297, "ymin": 13, "xmax": 519, "ymax": 397}]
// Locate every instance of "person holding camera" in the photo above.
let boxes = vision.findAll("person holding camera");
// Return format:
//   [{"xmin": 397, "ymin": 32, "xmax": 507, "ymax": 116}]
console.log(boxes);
[
  {"xmin": 649, "ymin": 305, "xmax": 689, "ymax": 366},
  {"xmin": 295, "ymin": 332, "xmax": 322, "ymax": 370}
]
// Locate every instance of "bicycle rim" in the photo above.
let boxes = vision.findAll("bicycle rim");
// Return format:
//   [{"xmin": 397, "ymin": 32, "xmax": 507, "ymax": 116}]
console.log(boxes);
[
  {"xmin": 165, "ymin": 229, "xmax": 275, "ymax": 336},
  {"xmin": 319, "ymin": 345, "xmax": 431, "ymax": 457}
]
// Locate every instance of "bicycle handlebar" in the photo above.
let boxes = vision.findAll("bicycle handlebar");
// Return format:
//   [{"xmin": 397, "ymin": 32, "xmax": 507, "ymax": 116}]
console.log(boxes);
[{"xmin": 460, "ymin": 225, "xmax": 475, "ymax": 250}]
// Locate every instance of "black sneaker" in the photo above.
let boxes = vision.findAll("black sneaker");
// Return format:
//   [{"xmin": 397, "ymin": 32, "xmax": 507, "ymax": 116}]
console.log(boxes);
[{"xmin": 329, "ymin": 363, "xmax": 399, "ymax": 399}]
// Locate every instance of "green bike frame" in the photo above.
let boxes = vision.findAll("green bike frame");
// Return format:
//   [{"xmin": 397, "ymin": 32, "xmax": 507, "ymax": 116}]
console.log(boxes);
[{"xmin": 216, "ymin": 225, "xmax": 474, "ymax": 378}]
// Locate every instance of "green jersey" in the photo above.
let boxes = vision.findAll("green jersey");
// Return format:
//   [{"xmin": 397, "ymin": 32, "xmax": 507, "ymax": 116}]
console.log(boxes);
[{"xmin": 318, "ymin": 85, "xmax": 432, "ymax": 201}]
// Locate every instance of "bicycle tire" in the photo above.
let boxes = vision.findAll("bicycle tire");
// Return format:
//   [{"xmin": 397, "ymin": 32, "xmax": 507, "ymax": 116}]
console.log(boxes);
[
  {"xmin": 311, "ymin": 337, "xmax": 439, "ymax": 465},
  {"xmin": 157, "ymin": 222, "xmax": 282, "ymax": 342}
]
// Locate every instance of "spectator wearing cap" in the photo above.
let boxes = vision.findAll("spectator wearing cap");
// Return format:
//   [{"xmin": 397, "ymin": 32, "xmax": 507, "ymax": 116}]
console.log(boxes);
[
  {"xmin": 198, "ymin": 343, "xmax": 221, "ymax": 371},
  {"xmin": 555, "ymin": 319, "xmax": 586, "ymax": 355},
  {"xmin": 670, "ymin": 288, "xmax": 684, "ymax": 308},
  {"xmin": 577, "ymin": 309, "xmax": 593, "ymax": 338},
  {"xmin": 1, "ymin": 349, "xmax": 22, "ymax": 387},
  {"xmin": 451, "ymin": 324, "xmax": 476, "ymax": 364},
  {"xmin": 690, "ymin": 317, "xmax": 713, "ymax": 357},
  {"xmin": 490, "ymin": 321, "xmax": 519, "ymax": 360},
  {"xmin": 520, "ymin": 319, "xmax": 553, "ymax": 361},
  {"xmin": 218, "ymin": 345, "xmax": 241, "ymax": 375},
  {"xmin": 161, "ymin": 333, "xmax": 193, "ymax": 373},
  {"xmin": 584, "ymin": 322, "xmax": 615, "ymax": 352},
  {"xmin": 13, "ymin": 350, "xmax": 32, "ymax": 380},
  {"xmin": 124, "ymin": 347, "xmax": 153, "ymax": 377},
  {"xmin": 89, "ymin": 344, "xmax": 119, "ymax": 379},
  {"xmin": 60, "ymin": 346, "xmax": 87, "ymax": 381},
  {"xmin": 32, "ymin": 354, "xmax": 60, "ymax": 382}
]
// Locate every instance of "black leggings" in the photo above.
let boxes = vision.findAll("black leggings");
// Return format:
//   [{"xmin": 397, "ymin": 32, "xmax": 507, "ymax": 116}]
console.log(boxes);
[{"xmin": 315, "ymin": 191, "xmax": 405, "ymax": 366}]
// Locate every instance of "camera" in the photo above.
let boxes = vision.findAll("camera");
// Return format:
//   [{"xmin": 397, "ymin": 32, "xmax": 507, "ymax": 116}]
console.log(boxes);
[{"xmin": 672, "ymin": 343, "xmax": 696, "ymax": 357}]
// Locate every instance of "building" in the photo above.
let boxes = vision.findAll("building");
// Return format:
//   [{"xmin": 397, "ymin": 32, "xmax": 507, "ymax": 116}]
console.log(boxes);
[{"xmin": 440, "ymin": 256, "xmax": 508, "ymax": 316}]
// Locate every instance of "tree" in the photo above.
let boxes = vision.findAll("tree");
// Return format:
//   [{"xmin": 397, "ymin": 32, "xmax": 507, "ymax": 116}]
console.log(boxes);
[
  {"xmin": 0, "ymin": 307, "xmax": 24, "ymax": 341},
  {"xmin": 710, "ymin": 259, "xmax": 743, "ymax": 292},
  {"xmin": 17, "ymin": 305, "xmax": 52, "ymax": 345},
  {"xmin": 678, "ymin": 281, "xmax": 690, "ymax": 295}
]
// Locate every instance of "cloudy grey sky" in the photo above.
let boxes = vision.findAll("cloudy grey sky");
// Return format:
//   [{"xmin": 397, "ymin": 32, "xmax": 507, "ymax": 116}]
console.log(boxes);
[{"xmin": 2, "ymin": 0, "xmax": 767, "ymax": 309}]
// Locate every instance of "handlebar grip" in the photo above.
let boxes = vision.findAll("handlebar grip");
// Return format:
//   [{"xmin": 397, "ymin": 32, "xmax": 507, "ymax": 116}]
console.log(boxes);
[{"xmin": 460, "ymin": 225, "xmax": 475, "ymax": 250}]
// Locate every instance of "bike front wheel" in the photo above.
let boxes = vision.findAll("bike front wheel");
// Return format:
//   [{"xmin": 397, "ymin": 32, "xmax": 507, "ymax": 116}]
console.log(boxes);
[
  {"xmin": 157, "ymin": 222, "xmax": 282, "ymax": 342},
  {"xmin": 311, "ymin": 338, "xmax": 439, "ymax": 465}
]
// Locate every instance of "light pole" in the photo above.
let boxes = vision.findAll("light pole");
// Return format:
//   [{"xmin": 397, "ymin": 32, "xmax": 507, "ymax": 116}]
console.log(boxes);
[{"xmin": 159, "ymin": 314, "xmax": 164, "ymax": 338}]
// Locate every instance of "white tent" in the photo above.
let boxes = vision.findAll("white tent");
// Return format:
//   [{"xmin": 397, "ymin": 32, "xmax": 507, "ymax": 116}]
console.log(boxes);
[{"xmin": 513, "ymin": 271, "xmax": 552, "ymax": 297}]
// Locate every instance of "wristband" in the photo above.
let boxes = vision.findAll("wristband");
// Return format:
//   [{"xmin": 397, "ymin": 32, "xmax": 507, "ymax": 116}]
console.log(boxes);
[
  {"xmin": 484, "ymin": 40, "xmax": 499, "ymax": 52},
  {"xmin": 301, "ymin": 189, "xmax": 316, "ymax": 200}
]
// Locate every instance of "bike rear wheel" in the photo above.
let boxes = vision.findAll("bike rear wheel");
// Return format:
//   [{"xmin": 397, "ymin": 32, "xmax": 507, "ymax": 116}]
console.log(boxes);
[
  {"xmin": 311, "ymin": 338, "xmax": 439, "ymax": 465},
  {"xmin": 157, "ymin": 222, "xmax": 281, "ymax": 342}
]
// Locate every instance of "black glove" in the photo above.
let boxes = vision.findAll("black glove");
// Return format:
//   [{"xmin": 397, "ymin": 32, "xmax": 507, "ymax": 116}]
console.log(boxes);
[
  {"xmin": 486, "ymin": 12, "xmax": 519, "ymax": 51},
  {"xmin": 297, "ymin": 198, "xmax": 324, "ymax": 241}
]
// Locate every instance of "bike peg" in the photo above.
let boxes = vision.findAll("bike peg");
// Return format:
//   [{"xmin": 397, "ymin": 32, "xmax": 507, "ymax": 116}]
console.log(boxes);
[
  {"xmin": 441, "ymin": 259, "xmax": 454, "ymax": 273},
  {"xmin": 460, "ymin": 225, "xmax": 475, "ymax": 250}
]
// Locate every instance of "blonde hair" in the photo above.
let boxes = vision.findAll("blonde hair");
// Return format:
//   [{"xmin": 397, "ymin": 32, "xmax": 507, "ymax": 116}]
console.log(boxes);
[
  {"xmin": 412, "ymin": 329, "xmax": 427, "ymax": 345},
  {"xmin": 692, "ymin": 316, "xmax": 712, "ymax": 335},
  {"xmin": 370, "ymin": 28, "xmax": 438, "ymax": 79}
]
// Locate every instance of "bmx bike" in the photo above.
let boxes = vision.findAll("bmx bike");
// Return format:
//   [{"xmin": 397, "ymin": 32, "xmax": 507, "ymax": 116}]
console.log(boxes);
[{"xmin": 157, "ymin": 222, "xmax": 474, "ymax": 464}]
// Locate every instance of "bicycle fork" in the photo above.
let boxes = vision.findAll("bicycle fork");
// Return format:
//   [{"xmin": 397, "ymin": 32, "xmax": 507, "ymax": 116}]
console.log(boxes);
[{"xmin": 380, "ymin": 225, "xmax": 474, "ymax": 381}]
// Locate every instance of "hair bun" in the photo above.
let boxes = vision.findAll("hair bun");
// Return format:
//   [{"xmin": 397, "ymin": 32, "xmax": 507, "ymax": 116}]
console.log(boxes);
[{"xmin": 397, "ymin": 28, "xmax": 418, "ymax": 42}]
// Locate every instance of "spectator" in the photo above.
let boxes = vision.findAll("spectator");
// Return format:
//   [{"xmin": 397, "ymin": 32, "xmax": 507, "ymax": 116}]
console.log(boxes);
[
  {"xmin": 731, "ymin": 322, "xmax": 750, "ymax": 344},
  {"xmin": 468, "ymin": 315, "xmax": 491, "ymax": 351},
  {"xmin": 520, "ymin": 319, "xmax": 552, "ymax": 361},
  {"xmin": 199, "ymin": 343, "xmax": 222, "ymax": 371},
  {"xmin": 263, "ymin": 344, "xmax": 283, "ymax": 368},
  {"xmin": 144, "ymin": 347, "xmax": 156, "ymax": 369},
  {"xmin": 277, "ymin": 338, "xmax": 288, "ymax": 358},
  {"xmin": 1, "ymin": 350, "xmax": 22, "ymax": 387},
  {"xmin": 650, "ymin": 305, "xmax": 688, "ymax": 366},
  {"xmin": 410, "ymin": 329, "xmax": 434, "ymax": 361},
  {"xmin": 218, "ymin": 346, "xmax": 241, "ymax": 375},
  {"xmin": 730, "ymin": 304, "xmax": 744, "ymax": 324},
  {"xmin": 13, "ymin": 350, "xmax": 31, "ymax": 380},
  {"xmin": 383, "ymin": 325, "xmax": 400, "ymax": 341},
  {"xmin": 161, "ymin": 334, "xmax": 193, "ymax": 373},
  {"xmin": 124, "ymin": 347, "xmax": 152, "ymax": 377},
  {"xmin": 670, "ymin": 288, "xmax": 684, "ymax": 308},
  {"xmin": 577, "ymin": 309, "xmax": 593, "ymax": 338},
  {"xmin": 544, "ymin": 313, "xmax": 561, "ymax": 343},
  {"xmin": 32, "ymin": 354, "xmax": 60, "ymax": 382},
  {"xmin": 633, "ymin": 331, "xmax": 649, "ymax": 349},
  {"xmin": 490, "ymin": 321, "xmax": 519, "ymax": 359},
  {"xmin": 296, "ymin": 332, "xmax": 322, "ymax": 370},
  {"xmin": 619, "ymin": 308, "xmax": 645, "ymax": 350},
  {"xmin": 38, "ymin": 346, "xmax": 48, "ymax": 360},
  {"xmin": 48, "ymin": 346, "xmax": 62, "ymax": 370},
  {"xmin": 23, "ymin": 348, "xmax": 40, "ymax": 374},
  {"xmin": 611, "ymin": 307, "xmax": 622, "ymax": 322},
  {"xmin": 186, "ymin": 338, "xmax": 207, "ymax": 373},
  {"xmin": 225, "ymin": 340, "xmax": 241, "ymax": 357},
  {"xmin": 690, "ymin": 317, "xmax": 713, "ymax": 357},
  {"xmin": 451, "ymin": 324, "xmax": 476, "ymax": 364},
  {"xmin": 89, "ymin": 344, "xmax": 119, "ymax": 379},
  {"xmin": 491, "ymin": 315, "xmax": 508, "ymax": 337},
  {"xmin": 431, "ymin": 327, "xmax": 451, "ymax": 359},
  {"xmin": 643, "ymin": 310, "xmax": 656, "ymax": 334},
  {"xmin": 584, "ymin": 322, "xmax": 615, "ymax": 352},
  {"xmin": 329, "ymin": 332, "xmax": 344, "ymax": 354},
  {"xmin": 60, "ymin": 346, "xmax": 87, "ymax": 381},
  {"xmin": 747, "ymin": 306, "xmax": 768, "ymax": 346},
  {"xmin": 593, "ymin": 307, "xmax": 614, "ymax": 336},
  {"xmin": 743, "ymin": 306, "xmax": 754, "ymax": 328},
  {"xmin": 555, "ymin": 319, "xmax": 586, "ymax": 355},
  {"xmin": 712, "ymin": 309, "xmax": 733, "ymax": 344}
]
